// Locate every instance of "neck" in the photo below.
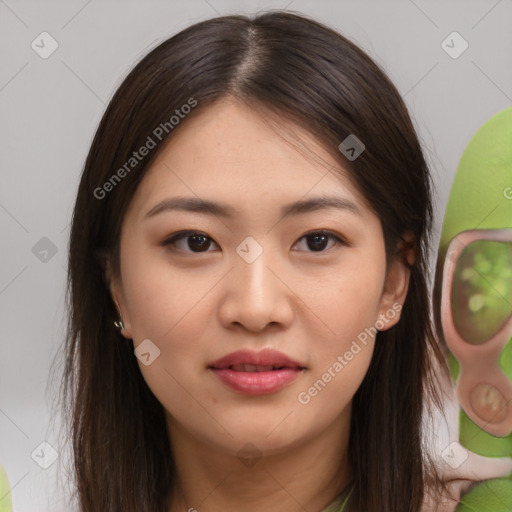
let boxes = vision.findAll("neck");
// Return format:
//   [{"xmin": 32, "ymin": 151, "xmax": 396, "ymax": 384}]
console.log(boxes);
[{"xmin": 166, "ymin": 411, "xmax": 352, "ymax": 512}]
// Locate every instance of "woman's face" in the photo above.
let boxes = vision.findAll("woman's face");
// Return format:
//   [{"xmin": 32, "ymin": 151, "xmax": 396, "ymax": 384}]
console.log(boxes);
[{"xmin": 109, "ymin": 98, "xmax": 410, "ymax": 458}]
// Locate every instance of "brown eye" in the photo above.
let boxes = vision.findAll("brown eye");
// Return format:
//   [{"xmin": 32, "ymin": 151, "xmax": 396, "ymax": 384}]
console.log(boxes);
[
  {"xmin": 293, "ymin": 231, "xmax": 346, "ymax": 253},
  {"xmin": 162, "ymin": 231, "xmax": 220, "ymax": 253}
]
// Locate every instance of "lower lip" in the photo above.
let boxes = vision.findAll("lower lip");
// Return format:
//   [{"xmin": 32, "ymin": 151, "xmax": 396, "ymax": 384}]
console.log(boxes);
[{"xmin": 210, "ymin": 368, "xmax": 304, "ymax": 395}]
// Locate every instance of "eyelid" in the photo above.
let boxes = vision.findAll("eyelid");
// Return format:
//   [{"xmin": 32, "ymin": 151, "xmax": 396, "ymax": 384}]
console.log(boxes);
[
  {"xmin": 300, "ymin": 229, "xmax": 348, "ymax": 244},
  {"xmin": 161, "ymin": 230, "xmax": 220, "ymax": 251},
  {"xmin": 161, "ymin": 229, "xmax": 349, "ymax": 253}
]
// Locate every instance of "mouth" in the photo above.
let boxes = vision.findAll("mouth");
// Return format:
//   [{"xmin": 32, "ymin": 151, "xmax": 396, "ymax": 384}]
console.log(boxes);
[
  {"xmin": 207, "ymin": 348, "xmax": 306, "ymax": 371},
  {"xmin": 207, "ymin": 349, "xmax": 306, "ymax": 395},
  {"xmin": 210, "ymin": 364, "xmax": 304, "ymax": 372}
]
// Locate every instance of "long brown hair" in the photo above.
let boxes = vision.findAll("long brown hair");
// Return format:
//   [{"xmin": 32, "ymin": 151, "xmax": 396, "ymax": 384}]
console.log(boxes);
[{"xmin": 56, "ymin": 10, "xmax": 448, "ymax": 512}]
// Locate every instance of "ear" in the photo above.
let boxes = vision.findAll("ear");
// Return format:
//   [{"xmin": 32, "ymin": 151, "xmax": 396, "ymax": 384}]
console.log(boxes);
[
  {"xmin": 377, "ymin": 231, "xmax": 416, "ymax": 330},
  {"xmin": 104, "ymin": 257, "xmax": 133, "ymax": 339}
]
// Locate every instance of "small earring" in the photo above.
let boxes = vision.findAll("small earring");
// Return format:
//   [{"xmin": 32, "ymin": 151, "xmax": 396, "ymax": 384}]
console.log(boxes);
[{"xmin": 112, "ymin": 296, "xmax": 125, "ymax": 331}]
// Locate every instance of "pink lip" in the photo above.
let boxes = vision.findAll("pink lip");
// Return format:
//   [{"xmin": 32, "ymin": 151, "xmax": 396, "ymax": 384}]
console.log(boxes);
[
  {"xmin": 208, "ymin": 348, "xmax": 305, "ymax": 369},
  {"xmin": 208, "ymin": 349, "xmax": 306, "ymax": 395}
]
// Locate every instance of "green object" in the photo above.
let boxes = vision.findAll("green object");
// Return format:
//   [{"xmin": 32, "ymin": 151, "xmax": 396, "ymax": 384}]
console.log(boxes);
[
  {"xmin": 0, "ymin": 465, "xmax": 12, "ymax": 512},
  {"xmin": 455, "ymin": 476, "xmax": 512, "ymax": 512},
  {"xmin": 436, "ymin": 106, "xmax": 512, "ymax": 510},
  {"xmin": 452, "ymin": 240, "xmax": 512, "ymax": 344},
  {"xmin": 320, "ymin": 485, "xmax": 353, "ymax": 512}
]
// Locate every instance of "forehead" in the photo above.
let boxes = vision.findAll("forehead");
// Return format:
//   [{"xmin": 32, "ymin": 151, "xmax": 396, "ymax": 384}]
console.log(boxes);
[{"xmin": 126, "ymin": 98, "xmax": 368, "ymax": 222}]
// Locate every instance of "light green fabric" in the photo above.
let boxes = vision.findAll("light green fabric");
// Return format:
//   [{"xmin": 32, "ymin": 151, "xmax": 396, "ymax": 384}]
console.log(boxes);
[
  {"xmin": 321, "ymin": 486, "xmax": 352, "ymax": 512},
  {"xmin": 321, "ymin": 497, "xmax": 347, "ymax": 512},
  {"xmin": 0, "ymin": 465, "xmax": 12, "ymax": 512},
  {"xmin": 455, "ymin": 476, "xmax": 512, "ymax": 512}
]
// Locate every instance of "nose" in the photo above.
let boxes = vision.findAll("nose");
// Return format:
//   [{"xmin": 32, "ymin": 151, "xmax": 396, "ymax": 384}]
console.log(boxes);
[{"xmin": 217, "ymin": 247, "xmax": 294, "ymax": 333}]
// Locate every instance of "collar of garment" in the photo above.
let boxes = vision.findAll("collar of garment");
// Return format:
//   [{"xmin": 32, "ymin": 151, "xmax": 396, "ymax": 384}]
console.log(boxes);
[{"xmin": 320, "ymin": 483, "xmax": 354, "ymax": 512}]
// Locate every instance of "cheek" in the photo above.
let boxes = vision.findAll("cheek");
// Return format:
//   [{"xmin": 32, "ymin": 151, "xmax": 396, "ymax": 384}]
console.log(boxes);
[
  {"xmin": 120, "ymin": 247, "xmax": 217, "ymax": 418},
  {"xmin": 301, "ymin": 255, "xmax": 385, "ymax": 352},
  {"xmin": 289, "ymin": 275, "xmax": 382, "ymax": 444},
  {"xmin": 121, "ymin": 243, "xmax": 213, "ymax": 342},
  {"xmin": 292, "ymin": 256, "xmax": 385, "ymax": 408}
]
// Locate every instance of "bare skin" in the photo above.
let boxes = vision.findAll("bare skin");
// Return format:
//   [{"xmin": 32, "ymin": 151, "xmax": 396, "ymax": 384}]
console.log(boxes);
[{"xmin": 107, "ymin": 97, "xmax": 412, "ymax": 512}]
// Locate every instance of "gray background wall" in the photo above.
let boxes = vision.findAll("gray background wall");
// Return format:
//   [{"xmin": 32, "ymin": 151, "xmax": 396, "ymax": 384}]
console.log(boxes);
[{"xmin": 1, "ymin": 0, "xmax": 511, "ymax": 510}]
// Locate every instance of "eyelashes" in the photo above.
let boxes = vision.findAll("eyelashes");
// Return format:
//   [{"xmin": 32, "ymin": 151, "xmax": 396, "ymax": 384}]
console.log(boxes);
[
  {"xmin": 161, "ymin": 229, "xmax": 348, "ymax": 255},
  {"xmin": 163, "ymin": 231, "xmax": 219, "ymax": 253}
]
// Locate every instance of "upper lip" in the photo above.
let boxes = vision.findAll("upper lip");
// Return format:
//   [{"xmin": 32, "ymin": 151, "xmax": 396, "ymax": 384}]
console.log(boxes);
[{"xmin": 208, "ymin": 349, "xmax": 306, "ymax": 369}]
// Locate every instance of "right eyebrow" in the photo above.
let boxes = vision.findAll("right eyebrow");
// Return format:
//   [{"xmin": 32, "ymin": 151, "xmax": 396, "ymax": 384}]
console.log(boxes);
[{"xmin": 144, "ymin": 195, "xmax": 362, "ymax": 220}]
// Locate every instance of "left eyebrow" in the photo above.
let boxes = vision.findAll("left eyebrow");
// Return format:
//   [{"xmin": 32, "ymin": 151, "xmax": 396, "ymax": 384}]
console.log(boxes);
[{"xmin": 144, "ymin": 195, "xmax": 362, "ymax": 220}]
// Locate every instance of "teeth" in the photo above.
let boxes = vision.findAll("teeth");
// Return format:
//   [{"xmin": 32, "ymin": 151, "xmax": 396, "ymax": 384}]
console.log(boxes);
[
  {"xmin": 257, "ymin": 365, "xmax": 276, "ymax": 371},
  {"xmin": 230, "ymin": 364, "xmax": 281, "ymax": 372}
]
